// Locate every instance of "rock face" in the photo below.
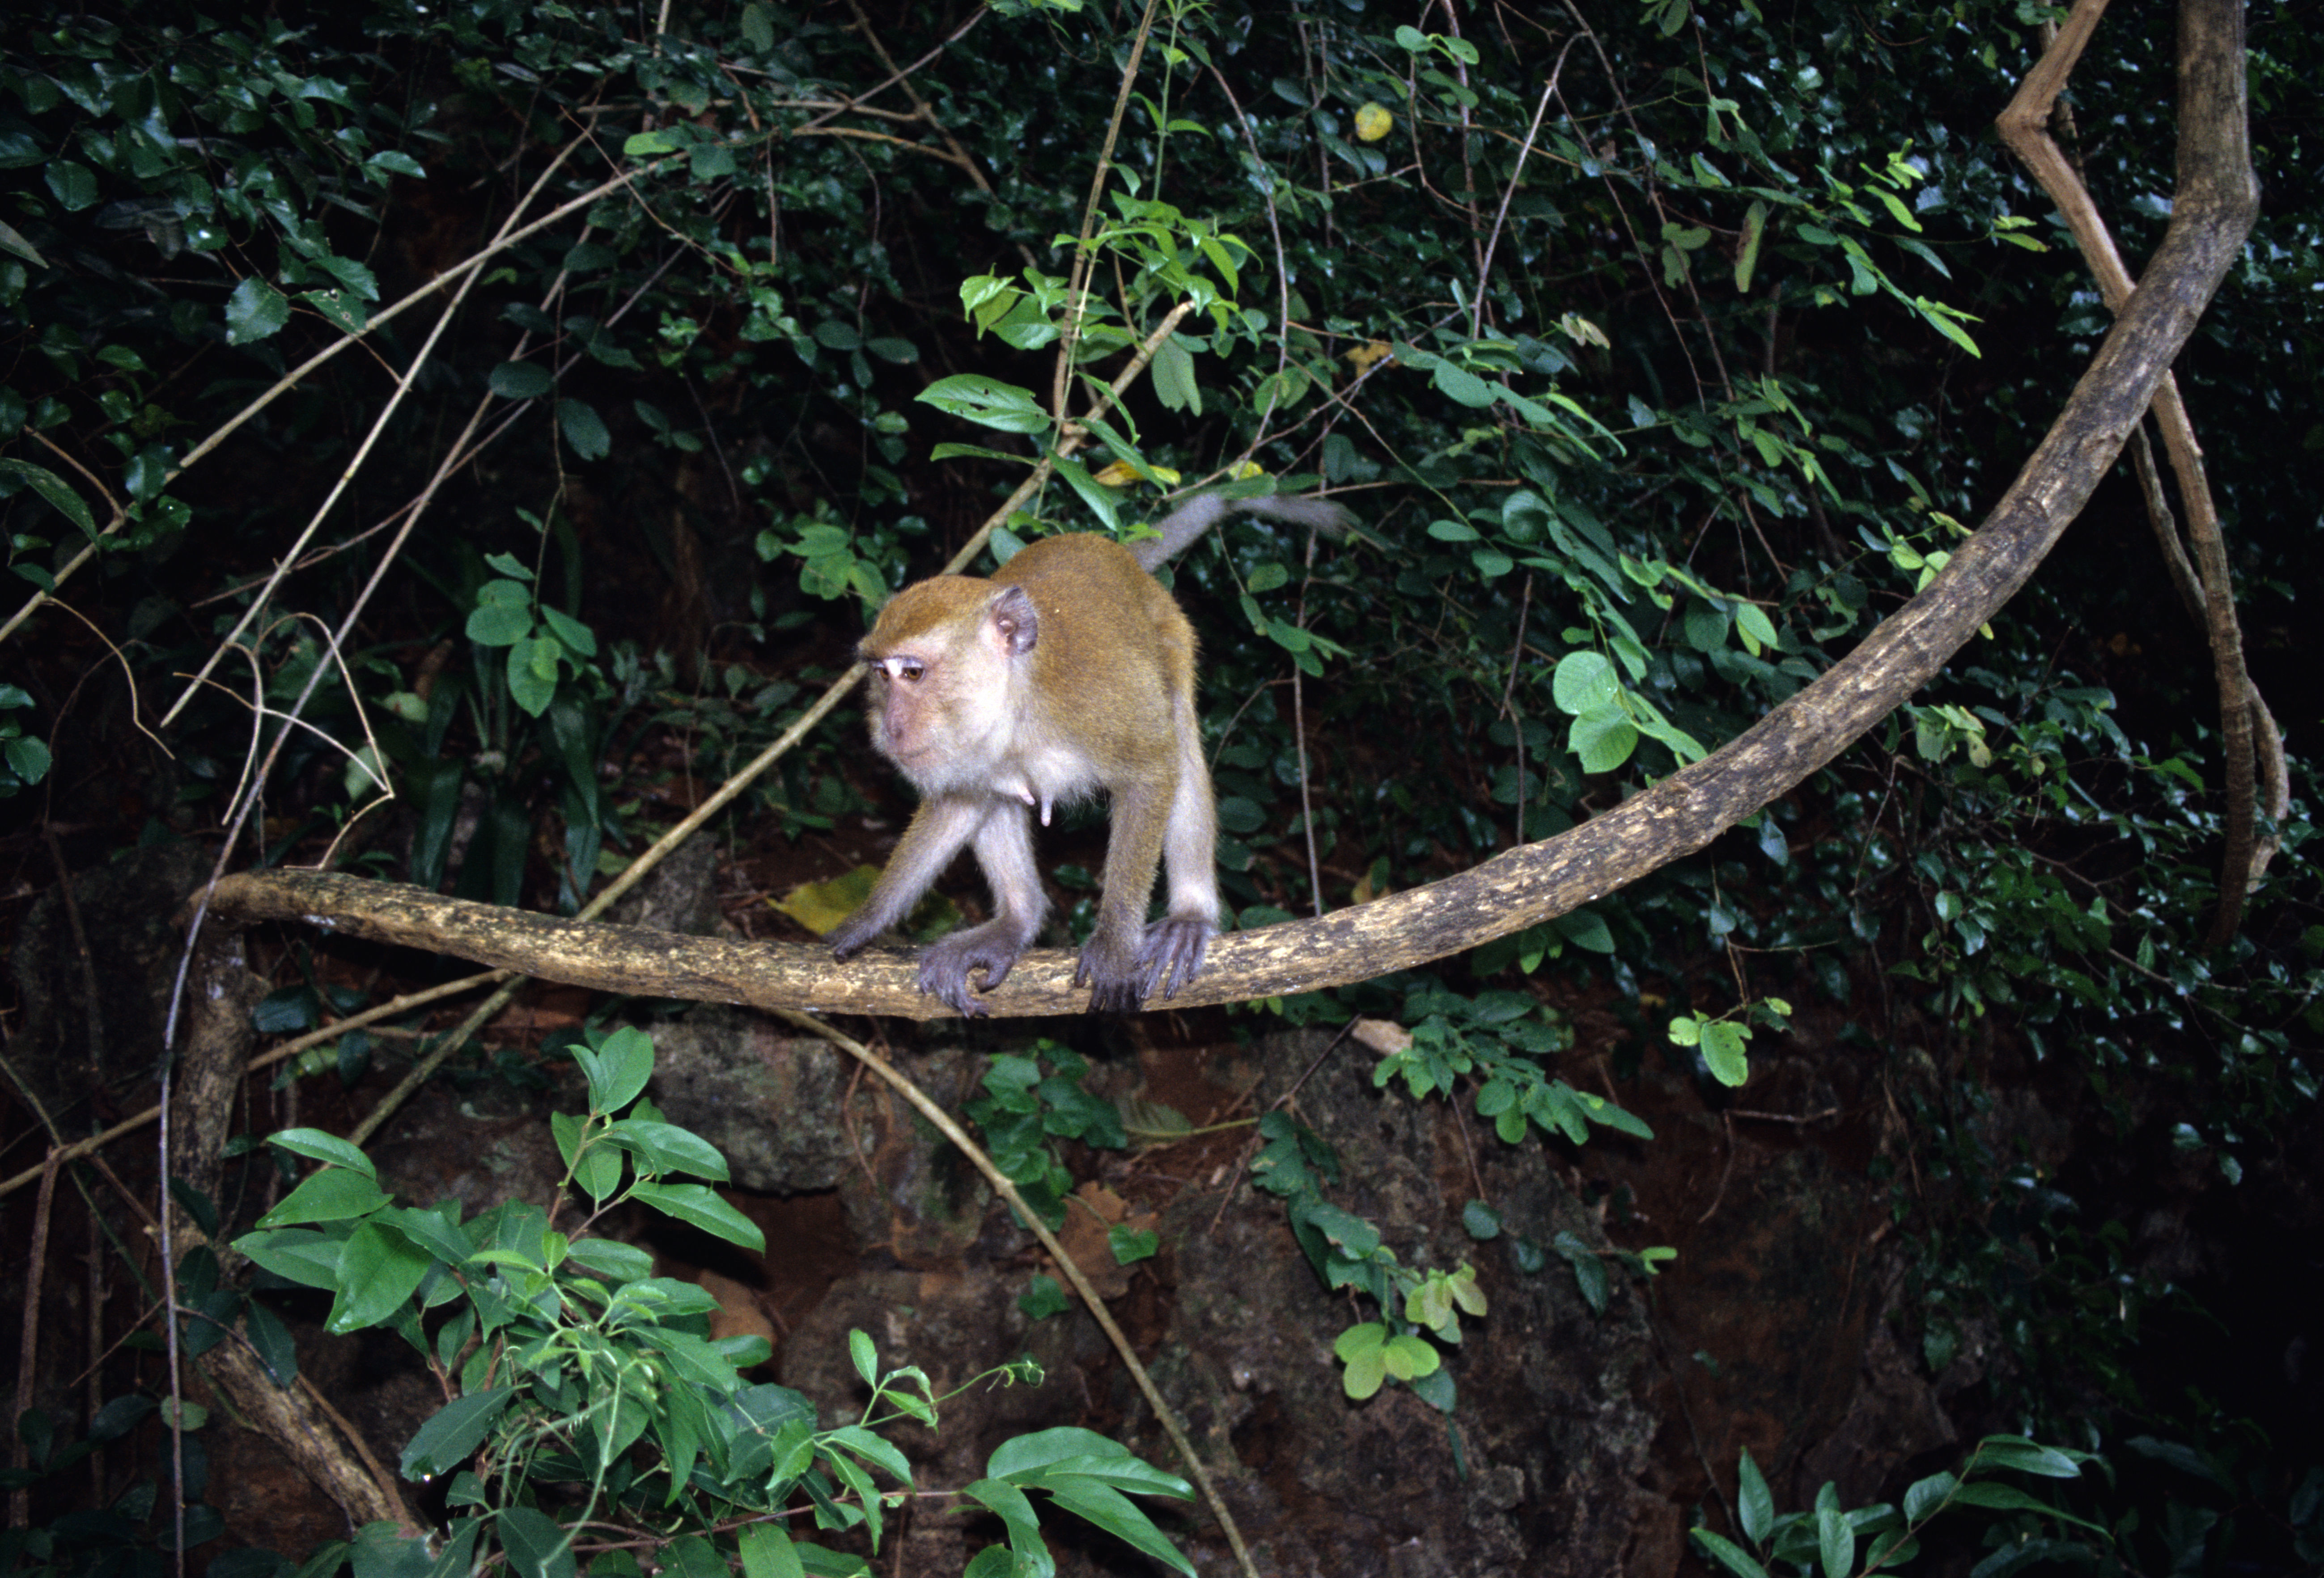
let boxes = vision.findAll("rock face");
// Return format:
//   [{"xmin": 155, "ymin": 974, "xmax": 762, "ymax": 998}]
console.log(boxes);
[{"xmin": 774, "ymin": 1027, "xmax": 1667, "ymax": 1577}]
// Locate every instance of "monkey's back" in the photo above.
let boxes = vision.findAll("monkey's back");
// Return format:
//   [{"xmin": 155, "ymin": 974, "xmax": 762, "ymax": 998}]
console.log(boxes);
[{"xmin": 994, "ymin": 534, "xmax": 1198, "ymax": 776}]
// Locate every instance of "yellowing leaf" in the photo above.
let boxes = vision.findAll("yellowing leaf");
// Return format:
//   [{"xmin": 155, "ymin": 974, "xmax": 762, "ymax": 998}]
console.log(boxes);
[
  {"xmin": 1344, "ymin": 340, "xmax": 1394, "ymax": 372},
  {"xmin": 776, "ymin": 867, "xmax": 881, "ymax": 935}
]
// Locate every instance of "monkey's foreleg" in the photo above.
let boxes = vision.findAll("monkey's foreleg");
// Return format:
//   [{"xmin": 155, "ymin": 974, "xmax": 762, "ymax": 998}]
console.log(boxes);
[
  {"xmin": 915, "ymin": 801, "xmax": 1046, "ymax": 1016},
  {"xmin": 829, "ymin": 796, "xmax": 984, "ymax": 960}
]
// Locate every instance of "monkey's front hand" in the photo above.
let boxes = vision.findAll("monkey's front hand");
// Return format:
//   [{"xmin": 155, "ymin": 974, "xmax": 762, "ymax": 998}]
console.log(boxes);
[
  {"xmin": 1075, "ymin": 916, "xmax": 1212, "ymax": 1014},
  {"xmin": 916, "ymin": 925, "xmax": 1027, "ymax": 1018}
]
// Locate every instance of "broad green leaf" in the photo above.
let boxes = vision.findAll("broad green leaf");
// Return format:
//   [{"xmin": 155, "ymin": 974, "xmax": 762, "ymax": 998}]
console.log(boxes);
[
  {"xmin": 990, "ymin": 1428, "xmax": 1154, "ymax": 1484},
  {"xmin": 1815, "ymin": 1497, "xmax": 1852, "ymax": 1578},
  {"xmin": 557, "ymin": 399, "xmax": 610, "ymax": 461},
  {"xmin": 254, "ymin": 1169, "xmax": 390, "ymax": 1229},
  {"xmin": 496, "ymin": 1507, "xmax": 574, "ymax": 1578},
  {"xmin": 915, "ymin": 374, "xmax": 1051, "ymax": 435},
  {"xmin": 326, "ymin": 1221, "xmax": 433, "ymax": 1333},
  {"xmin": 1700, "ymin": 1022, "xmax": 1751, "ymax": 1087},
  {"xmin": 1737, "ymin": 1447, "xmax": 1774, "ymax": 1543},
  {"xmin": 736, "ymin": 1524, "xmax": 803, "ymax": 1578},
  {"xmin": 226, "ymin": 277, "xmax": 291, "ymax": 344},
  {"xmin": 600, "ymin": 1120, "xmax": 729, "ymax": 1181},
  {"xmin": 0, "ymin": 459, "xmax": 97, "ymax": 538},
  {"xmin": 1551, "ymin": 651, "xmax": 1618, "ymax": 714},
  {"xmin": 1568, "ymin": 707, "xmax": 1639, "ymax": 774},
  {"xmin": 399, "ymin": 1388, "xmax": 513, "ymax": 1479},
  {"xmin": 562, "ymin": 1236, "xmax": 652, "ymax": 1283},
  {"xmin": 490, "ymin": 361, "xmax": 553, "ymax": 399},
  {"xmin": 585, "ymin": 1028, "xmax": 655, "ymax": 1111},
  {"xmin": 1902, "ymin": 1470, "xmax": 1955, "ymax": 1522},
  {"xmin": 960, "ymin": 1478, "xmax": 1047, "ymax": 1576},
  {"xmin": 378, "ymin": 1204, "xmax": 473, "ymax": 1266},
  {"xmin": 825, "ymin": 1425, "xmax": 912, "ymax": 1486},
  {"xmin": 630, "ymin": 1183, "xmax": 766, "ymax": 1251},
  {"xmin": 265, "ymin": 1129, "xmax": 376, "ymax": 1178},
  {"xmin": 349, "ymin": 1521, "xmax": 431, "ymax": 1578},
  {"xmin": 1690, "ymin": 1528, "xmax": 1773, "ymax": 1578},
  {"xmin": 234, "ymin": 1228, "xmax": 344, "ymax": 1290},
  {"xmin": 1972, "ymin": 1437, "xmax": 2086, "ymax": 1479},
  {"xmin": 1036, "ymin": 1477, "xmax": 1194, "ymax": 1576}
]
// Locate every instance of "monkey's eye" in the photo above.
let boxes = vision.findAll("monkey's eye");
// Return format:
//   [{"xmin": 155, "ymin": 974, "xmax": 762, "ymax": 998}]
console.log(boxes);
[{"xmin": 881, "ymin": 656, "xmax": 925, "ymax": 683}]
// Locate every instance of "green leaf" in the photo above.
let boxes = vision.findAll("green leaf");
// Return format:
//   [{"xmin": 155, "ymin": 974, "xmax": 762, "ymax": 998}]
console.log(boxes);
[
  {"xmin": 1902, "ymin": 1470, "xmax": 1955, "ymax": 1523},
  {"xmin": 496, "ymin": 1507, "xmax": 574, "ymax": 1578},
  {"xmin": 960, "ymin": 1479, "xmax": 1047, "ymax": 1574},
  {"xmin": 1107, "ymin": 1225, "xmax": 1158, "ymax": 1264},
  {"xmin": 1551, "ymin": 651, "xmax": 1617, "ymax": 714},
  {"xmin": 349, "ymin": 1522, "xmax": 431, "ymax": 1578},
  {"xmin": 0, "ymin": 219, "xmax": 50, "ymax": 269},
  {"xmin": 1017, "ymin": 1274, "xmax": 1071, "ymax": 1319},
  {"xmin": 45, "ymin": 161, "xmax": 99, "ymax": 212},
  {"xmin": 1700, "ymin": 1022, "xmax": 1751, "ymax": 1087},
  {"xmin": 1815, "ymin": 1496, "xmax": 1852, "ymax": 1578},
  {"xmin": 1149, "ymin": 335, "xmax": 1199, "ymax": 414},
  {"xmin": 399, "ymin": 1388, "xmax": 514, "ymax": 1480},
  {"xmin": 1971, "ymin": 1437, "xmax": 2086, "ymax": 1479},
  {"xmin": 563, "ymin": 1237, "xmax": 652, "ymax": 1283},
  {"xmin": 1690, "ymin": 1528, "xmax": 1773, "ymax": 1578},
  {"xmin": 254, "ymin": 1169, "xmax": 391, "ymax": 1229},
  {"xmin": 466, "ymin": 580, "xmax": 533, "ymax": 645},
  {"xmin": 1037, "ymin": 1477, "xmax": 1195, "ymax": 1576},
  {"xmin": 849, "ymin": 1328, "xmax": 879, "ymax": 1387},
  {"xmin": 490, "ymin": 361, "xmax": 553, "ymax": 399},
  {"xmin": 326, "ymin": 1220, "xmax": 433, "ymax": 1333},
  {"xmin": 235, "ymin": 1228, "xmax": 344, "ymax": 1290},
  {"xmin": 736, "ymin": 1524, "xmax": 803, "ymax": 1578},
  {"xmin": 265, "ymin": 1129, "xmax": 376, "ymax": 1178},
  {"xmin": 226, "ymin": 277, "xmax": 292, "ymax": 344},
  {"xmin": 302, "ymin": 289, "xmax": 368, "ymax": 334},
  {"xmin": 582, "ymin": 1028, "xmax": 654, "ymax": 1111},
  {"xmin": 629, "ymin": 1182, "xmax": 766, "ymax": 1251},
  {"xmin": 557, "ymin": 399, "xmax": 610, "ymax": 461},
  {"xmin": 738, "ymin": 3, "xmax": 777, "ymax": 52},
  {"xmin": 915, "ymin": 374, "xmax": 1051, "ymax": 435},
  {"xmin": 1430, "ymin": 361, "xmax": 1496, "ymax": 407},
  {"xmin": 824, "ymin": 1425, "xmax": 912, "ymax": 1486},
  {"xmin": 1737, "ymin": 1448, "xmax": 1773, "ymax": 1543},
  {"xmin": 989, "ymin": 1427, "xmax": 1154, "ymax": 1486},
  {"xmin": 0, "ymin": 460, "xmax": 98, "ymax": 539},
  {"xmin": 377, "ymin": 1204, "xmax": 473, "ymax": 1266},
  {"xmin": 1568, "ymin": 706, "xmax": 1639, "ymax": 774},
  {"xmin": 600, "ymin": 1120, "xmax": 729, "ymax": 1181}
]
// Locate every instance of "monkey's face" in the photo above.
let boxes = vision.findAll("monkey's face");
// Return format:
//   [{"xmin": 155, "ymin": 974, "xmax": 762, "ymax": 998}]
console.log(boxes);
[{"xmin": 858, "ymin": 577, "xmax": 1031, "ymax": 792}]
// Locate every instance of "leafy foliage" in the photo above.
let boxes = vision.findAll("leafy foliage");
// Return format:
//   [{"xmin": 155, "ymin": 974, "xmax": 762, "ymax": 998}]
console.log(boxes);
[{"xmin": 214, "ymin": 1027, "xmax": 1195, "ymax": 1578}]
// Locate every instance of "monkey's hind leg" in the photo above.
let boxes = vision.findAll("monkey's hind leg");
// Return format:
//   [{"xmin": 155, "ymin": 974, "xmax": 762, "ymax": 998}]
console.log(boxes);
[{"xmin": 1129, "ymin": 717, "xmax": 1220, "ymax": 1004}]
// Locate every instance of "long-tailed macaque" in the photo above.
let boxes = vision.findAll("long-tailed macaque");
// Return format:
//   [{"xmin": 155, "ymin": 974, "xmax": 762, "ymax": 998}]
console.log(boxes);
[{"xmin": 828, "ymin": 491, "xmax": 1351, "ymax": 1014}]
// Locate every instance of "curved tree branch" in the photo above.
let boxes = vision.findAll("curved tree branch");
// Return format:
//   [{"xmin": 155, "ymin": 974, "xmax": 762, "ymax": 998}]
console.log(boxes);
[
  {"xmin": 1995, "ymin": 0, "xmax": 2282, "ymax": 946},
  {"xmin": 207, "ymin": 0, "xmax": 2254, "ymax": 1019}
]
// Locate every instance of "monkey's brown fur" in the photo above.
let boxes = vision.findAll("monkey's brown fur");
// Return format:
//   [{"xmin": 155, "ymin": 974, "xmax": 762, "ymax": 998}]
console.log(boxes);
[{"xmin": 829, "ymin": 493, "xmax": 1347, "ymax": 1014}]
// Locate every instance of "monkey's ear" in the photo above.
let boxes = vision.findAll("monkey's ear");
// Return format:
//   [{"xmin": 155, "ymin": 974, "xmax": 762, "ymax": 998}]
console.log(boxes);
[{"xmin": 987, "ymin": 585, "xmax": 1039, "ymax": 656}]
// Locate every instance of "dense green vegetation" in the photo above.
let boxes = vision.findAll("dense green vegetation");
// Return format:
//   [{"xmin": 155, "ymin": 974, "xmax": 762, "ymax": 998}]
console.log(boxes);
[{"xmin": 2, "ymin": 0, "xmax": 2317, "ymax": 1573}]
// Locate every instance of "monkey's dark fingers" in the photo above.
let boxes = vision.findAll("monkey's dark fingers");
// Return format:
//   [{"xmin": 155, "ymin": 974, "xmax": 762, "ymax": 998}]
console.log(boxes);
[
  {"xmin": 827, "ymin": 914, "xmax": 882, "ymax": 960},
  {"xmin": 1132, "ymin": 916, "xmax": 1212, "ymax": 1002},
  {"xmin": 1072, "ymin": 946, "xmax": 1145, "ymax": 1014},
  {"xmin": 919, "ymin": 931, "xmax": 1026, "ymax": 1017}
]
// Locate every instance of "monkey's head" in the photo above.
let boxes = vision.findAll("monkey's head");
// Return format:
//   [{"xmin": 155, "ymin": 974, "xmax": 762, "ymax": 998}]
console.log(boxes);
[{"xmin": 857, "ymin": 575, "xmax": 1039, "ymax": 791}]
